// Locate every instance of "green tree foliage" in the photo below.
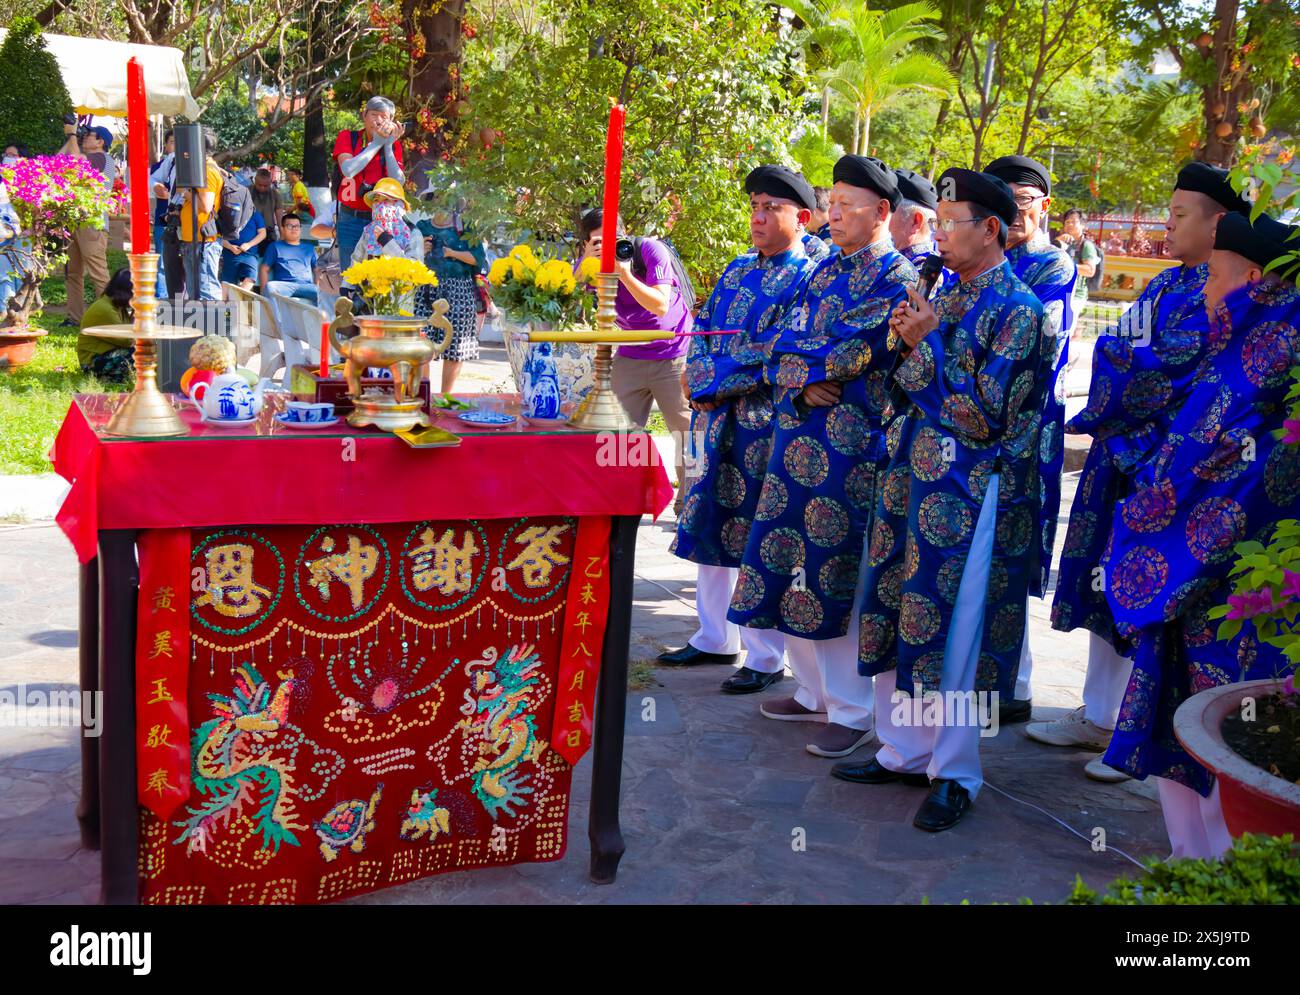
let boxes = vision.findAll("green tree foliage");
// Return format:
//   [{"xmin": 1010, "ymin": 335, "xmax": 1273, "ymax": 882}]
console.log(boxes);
[
  {"xmin": 0, "ymin": 17, "xmax": 72, "ymax": 155},
  {"xmin": 198, "ymin": 91, "xmax": 360, "ymax": 171},
  {"xmin": 789, "ymin": 128, "xmax": 845, "ymax": 187},
  {"xmin": 455, "ymin": 0, "xmax": 803, "ymax": 285}
]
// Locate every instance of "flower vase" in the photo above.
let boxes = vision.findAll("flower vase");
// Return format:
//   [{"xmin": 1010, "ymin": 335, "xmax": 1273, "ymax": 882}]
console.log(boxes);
[{"xmin": 522, "ymin": 335, "xmax": 562, "ymax": 420}]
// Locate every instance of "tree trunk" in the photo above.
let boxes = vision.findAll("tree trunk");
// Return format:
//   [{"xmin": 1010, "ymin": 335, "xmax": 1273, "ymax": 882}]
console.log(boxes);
[
  {"xmin": 404, "ymin": 0, "xmax": 467, "ymax": 179},
  {"xmin": 302, "ymin": 7, "xmax": 328, "ymax": 187},
  {"xmin": 860, "ymin": 108, "xmax": 870, "ymax": 155},
  {"xmin": 1200, "ymin": 0, "xmax": 1243, "ymax": 167},
  {"xmin": 851, "ymin": 113, "xmax": 860, "ymax": 156},
  {"xmin": 821, "ymin": 87, "xmax": 830, "ymax": 137}
]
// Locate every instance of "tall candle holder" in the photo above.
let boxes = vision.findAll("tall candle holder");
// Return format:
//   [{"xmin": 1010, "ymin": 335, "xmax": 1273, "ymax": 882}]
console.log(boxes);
[{"xmin": 81, "ymin": 252, "xmax": 200, "ymax": 438}]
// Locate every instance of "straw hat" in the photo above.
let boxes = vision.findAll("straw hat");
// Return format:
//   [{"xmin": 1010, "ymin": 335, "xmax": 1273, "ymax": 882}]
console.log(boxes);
[{"xmin": 363, "ymin": 177, "xmax": 409, "ymax": 210}]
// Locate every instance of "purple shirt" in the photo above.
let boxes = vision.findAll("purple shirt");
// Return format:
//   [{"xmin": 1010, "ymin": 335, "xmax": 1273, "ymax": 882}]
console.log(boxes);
[{"xmin": 615, "ymin": 238, "xmax": 692, "ymax": 360}]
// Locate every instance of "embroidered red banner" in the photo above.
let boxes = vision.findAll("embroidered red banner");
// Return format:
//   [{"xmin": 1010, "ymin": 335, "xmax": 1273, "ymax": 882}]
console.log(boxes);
[
  {"xmin": 135, "ymin": 529, "xmax": 191, "ymax": 819},
  {"xmin": 551, "ymin": 516, "xmax": 612, "ymax": 765}
]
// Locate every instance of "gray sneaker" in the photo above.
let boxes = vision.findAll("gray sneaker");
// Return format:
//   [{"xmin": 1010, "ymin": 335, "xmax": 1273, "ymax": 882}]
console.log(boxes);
[
  {"xmin": 1024, "ymin": 706, "xmax": 1112, "ymax": 751},
  {"xmin": 806, "ymin": 722, "xmax": 875, "ymax": 758},
  {"xmin": 759, "ymin": 696, "xmax": 826, "ymax": 722},
  {"xmin": 1084, "ymin": 755, "xmax": 1130, "ymax": 783}
]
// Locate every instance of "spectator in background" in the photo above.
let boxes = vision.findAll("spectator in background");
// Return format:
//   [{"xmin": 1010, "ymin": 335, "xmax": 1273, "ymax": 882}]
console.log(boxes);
[
  {"xmin": 0, "ymin": 177, "xmax": 25, "ymax": 312},
  {"xmin": 287, "ymin": 167, "xmax": 315, "ymax": 219},
  {"xmin": 249, "ymin": 168, "xmax": 281, "ymax": 247},
  {"xmin": 1056, "ymin": 208, "xmax": 1100, "ymax": 305},
  {"xmin": 77, "ymin": 267, "xmax": 134, "ymax": 382},
  {"xmin": 260, "ymin": 212, "xmax": 318, "ymax": 305},
  {"xmin": 177, "ymin": 126, "xmax": 224, "ymax": 301},
  {"xmin": 59, "ymin": 120, "xmax": 117, "ymax": 324},
  {"xmin": 220, "ymin": 207, "xmax": 266, "ymax": 290},
  {"xmin": 415, "ymin": 196, "xmax": 486, "ymax": 393},
  {"xmin": 334, "ymin": 95, "xmax": 406, "ymax": 264},
  {"xmin": 2, "ymin": 144, "xmax": 26, "ymax": 165},
  {"xmin": 149, "ymin": 129, "xmax": 175, "ymax": 298},
  {"xmin": 810, "ymin": 186, "xmax": 832, "ymax": 243}
]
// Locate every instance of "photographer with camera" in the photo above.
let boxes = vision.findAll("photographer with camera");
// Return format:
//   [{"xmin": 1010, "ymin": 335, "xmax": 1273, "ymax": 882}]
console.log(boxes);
[
  {"xmin": 58, "ymin": 117, "xmax": 117, "ymax": 325},
  {"xmin": 333, "ymin": 96, "xmax": 406, "ymax": 265},
  {"xmin": 578, "ymin": 208, "xmax": 694, "ymax": 513}
]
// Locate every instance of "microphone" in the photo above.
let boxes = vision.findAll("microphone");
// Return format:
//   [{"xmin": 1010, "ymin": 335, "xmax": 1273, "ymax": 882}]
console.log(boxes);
[{"xmin": 885, "ymin": 253, "xmax": 944, "ymax": 406}]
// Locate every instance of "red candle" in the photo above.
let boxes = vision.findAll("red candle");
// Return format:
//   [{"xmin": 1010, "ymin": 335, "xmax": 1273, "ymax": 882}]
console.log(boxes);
[
  {"xmin": 126, "ymin": 58, "xmax": 150, "ymax": 256},
  {"xmin": 599, "ymin": 103, "xmax": 626, "ymax": 273},
  {"xmin": 320, "ymin": 320, "xmax": 329, "ymax": 379}
]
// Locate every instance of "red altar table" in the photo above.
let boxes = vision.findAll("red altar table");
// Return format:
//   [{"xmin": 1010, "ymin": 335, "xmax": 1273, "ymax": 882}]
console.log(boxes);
[{"xmin": 53, "ymin": 393, "xmax": 671, "ymax": 904}]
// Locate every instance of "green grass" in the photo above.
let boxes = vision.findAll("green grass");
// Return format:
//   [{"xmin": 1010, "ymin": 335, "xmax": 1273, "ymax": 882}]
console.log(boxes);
[
  {"xmin": 628, "ymin": 659, "xmax": 662, "ymax": 691},
  {"xmin": 646, "ymin": 410, "xmax": 668, "ymax": 435},
  {"xmin": 0, "ymin": 248, "xmax": 130, "ymax": 475}
]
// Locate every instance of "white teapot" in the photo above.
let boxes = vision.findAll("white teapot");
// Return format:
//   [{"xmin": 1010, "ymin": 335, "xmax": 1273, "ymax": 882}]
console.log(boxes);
[{"xmin": 188, "ymin": 373, "xmax": 265, "ymax": 421}]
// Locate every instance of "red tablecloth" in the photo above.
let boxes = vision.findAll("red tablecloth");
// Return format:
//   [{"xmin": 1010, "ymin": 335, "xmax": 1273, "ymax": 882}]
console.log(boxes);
[{"xmin": 52, "ymin": 396, "xmax": 674, "ymax": 563}]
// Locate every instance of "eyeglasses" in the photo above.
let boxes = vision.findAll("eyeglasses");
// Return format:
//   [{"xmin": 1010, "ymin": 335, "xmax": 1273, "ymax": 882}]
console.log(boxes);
[
  {"xmin": 1013, "ymin": 193, "xmax": 1045, "ymax": 208},
  {"xmin": 936, "ymin": 217, "xmax": 986, "ymax": 233}
]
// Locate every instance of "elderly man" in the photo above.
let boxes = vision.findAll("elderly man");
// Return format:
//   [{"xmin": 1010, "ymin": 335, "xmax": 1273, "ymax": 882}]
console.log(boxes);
[
  {"xmin": 890, "ymin": 168, "xmax": 938, "ymax": 267},
  {"xmin": 1038, "ymin": 162, "xmax": 1250, "ymax": 781},
  {"xmin": 1098, "ymin": 211, "xmax": 1299, "ymax": 856},
  {"xmin": 729, "ymin": 155, "xmax": 916, "ymax": 758},
  {"xmin": 810, "ymin": 187, "xmax": 832, "ymax": 244},
  {"xmin": 663, "ymin": 165, "xmax": 820, "ymax": 694},
  {"xmin": 335, "ymin": 96, "xmax": 406, "ymax": 265},
  {"xmin": 839, "ymin": 168, "xmax": 1044, "ymax": 832},
  {"xmin": 983, "ymin": 154, "xmax": 1077, "ymax": 724}
]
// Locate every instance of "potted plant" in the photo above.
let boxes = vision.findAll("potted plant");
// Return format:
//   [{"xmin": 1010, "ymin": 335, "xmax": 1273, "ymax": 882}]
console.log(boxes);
[
  {"xmin": 0, "ymin": 154, "xmax": 117, "ymax": 368},
  {"xmin": 487, "ymin": 244, "xmax": 599, "ymax": 419}
]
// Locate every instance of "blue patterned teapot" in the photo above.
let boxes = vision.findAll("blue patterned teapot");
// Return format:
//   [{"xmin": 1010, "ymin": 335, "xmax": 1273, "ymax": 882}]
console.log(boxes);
[{"xmin": 188, "ymin": 372, "xmax": 264, "ymax": 421}]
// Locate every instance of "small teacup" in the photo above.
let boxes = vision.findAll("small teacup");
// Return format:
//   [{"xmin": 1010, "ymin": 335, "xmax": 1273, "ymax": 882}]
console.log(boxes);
[{"xmin": 285, "ymin": 401, "xmax": 334, "ymax": 423}]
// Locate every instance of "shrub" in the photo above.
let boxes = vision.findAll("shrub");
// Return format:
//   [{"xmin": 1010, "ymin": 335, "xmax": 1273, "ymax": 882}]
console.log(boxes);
[{"xmin": 0, "ymin": 18, "xmax": 73, "ymax": 156}]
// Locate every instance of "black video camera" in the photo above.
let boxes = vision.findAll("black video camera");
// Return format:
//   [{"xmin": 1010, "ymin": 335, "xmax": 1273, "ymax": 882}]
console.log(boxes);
[
  {"xmin": 63, "ymin": 112, "xmax": 89, "ymax": 140},
  {"xmin": 614, "ymin": 235, "xmax": 644, "ymax": 263}
]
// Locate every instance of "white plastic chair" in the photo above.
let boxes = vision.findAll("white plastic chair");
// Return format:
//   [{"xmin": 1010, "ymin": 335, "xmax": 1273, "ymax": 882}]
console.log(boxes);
[
  {"xmin": 223, "ymin": 282, "xmax": 285, "ymax": 381},
  {"xmin": 271, "ymin": 293, "xmax": 330, "ymax": 387}
]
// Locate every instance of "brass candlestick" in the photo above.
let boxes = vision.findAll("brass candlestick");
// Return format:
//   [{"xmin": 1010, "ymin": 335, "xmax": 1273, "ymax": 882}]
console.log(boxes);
[
  {"xmin": 82, "ymin": 252, "xmax": 200, "ymax": 438},
  {"xmin": 566, "ymin": 272, "xmax": 635, "ymax": 431}
]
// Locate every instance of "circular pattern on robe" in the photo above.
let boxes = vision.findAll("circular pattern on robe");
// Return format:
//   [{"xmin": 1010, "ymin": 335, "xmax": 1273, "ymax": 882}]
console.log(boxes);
[
  {"xmin": 759, "ymin": 527, "xmax": 806, "ymax": 574},
  {"xmin": 775, "ymin": 354, "xmax": 811, "ymax": 391},
  {"xmin": 754, "ymin": 474, "xmax": 789, "ymax": 521},
  {"xmin": 1190, "ymin": 661, "xmax": 1235, "ymax": 694},
  {"xmin": 910, "ymin": 651, "xmax": 947, "ymax": 691},
  {"xmin": 735, "ymin": 394, "xmax": 774, "ymax": 432},
  {"xmin": 876, "ymin": 562, "xmax": 905, "ymax": 610},
  {"xmin": 880, "ymin": 465, "xmax": 910, "ymax": 516},
  {"xmin": 1038, "ymin": 420, "xmax": 1060, "ymax": 464},
  {"xmin": 976, "ymin": 371, "xmax": 1005, "ymax": 414},
  {"xmin": 974, "ymin": 307, "xmax": 1001, "ymax": 348},
  {"xmin": 868, "ymin": 518, "xmax": 895, "ymax": 567},
  {"xmin": 821, "ymin": 403, "xmax": 868, "ymax": 457},
  {"xmin": 805, "ymin": 497, "xmax": 851, "ymax": 548},
  {"xmin": 720, "ymin": 517, "xmax": 752, "ymax": 561},
  {"xmin": 743, "ymin": 437, "xmax": 773, "ymax": 479},
  {"xmin": 843, "ymin": 296, "xmax": 893, "ymax": 331},
  {"xmin": 995, "ymin": 504, "xmax": 1034, "ymax": 556},
  {"xmin": 725, "ymin": 288, "xmax": 758, "ymax": 328},
  {"xmin": 984, "ymin": 559, "xmax": 1008, "ymax": 604},
  {"xmin": 910, "ymin": 426, "xmax": 953, "ymax": 482},
  {"xmin": 1111, "ymin": 545, "xmax": 1169, "ymax": 610},
  {"xmin": 858, "ymin": 613, "xmax": 895, "ymax": 665},
  {"xmin": 1242, "ymin": 321, "xmax": 1300, "ymax": 388},
  {"xmin": 783, "ymin": 436, "xmax": 830, "ymax": 487},
  {"xmin": 720, "ymin": 372, "xmax": 758, "ymax": 399},
  {"xmin": 903, "ymin": 531, "xmax": 920, "ymax": 580},
  {"xmin": 1162, "ymin": 578, "xmax": 1215, "ymax": 623},
  {"xmin": 723, "ymin": 258, "xmax": 758, "ymax": 290},
  {"xmin": 730, "ymin": 565, "xmax": 766, "ymax": 612},
  {"xmin": 967, "ymin": 459, "xmax": 997, "ymax": 504},
  {"xmin": 810, "ymin": 265, "xmax": 837, "ymax": 295},
  {"xmin": 896, "ymin": 340, "xmax": 934, "ymax": 391},
  {"xmin": 1120, "ymin": 370, "xmax": 1172, "ymax": 421},
  {"xmin": 1265, "ymin": 441, "xmax": 1300, "ymax": 506},
  {"xmin": 1060, "ymin": 510, "xmax": 1096, "ymax": 558},
  {"xmin": 1152, "ymin": 327, "xmax": 1201, "ymax": 367},
  {"xmin": 1183, "ymin": 597, "xmax": 1216, "ymax": 648},
  {"xmin": 1121, "ymin": 477, "xmax": 1177, "ymax": 533},
  {"xmin": 1190, "ymin": 385, "xmax": 1234, "ymax": 444},
  {"xmin": 813, "ymin": 295, "xmax": 845, "ymax": 335},
  {"xmin": 918, "ymin": 492, "xmax": 974, "ymax": 548},
  {"xmin": 1077, "ymin": 375, "xmax": 1111, "ymax": 423},
  {"xmin": 716, "ymin": 464, "xmax": 747, "ymax": 510},
  {"xmin": 987, "ymin": 602, "xmax": 1025, "ymax": 654},
  {"xmin": 819, "ymin": 554, "xmax": 861, "ymax": 602},
  {"xmin": 885, "ymin": 414, "xmax": 908, "ymax": 459},
  {"xmin": 1006, "ymin": 370, "xmax": 1036, "ymax": 420},
  {"xmin": 1115, "ymin": 668, "xmax": 1155, "ymax": 733},
  {"xmin": 679, "ymin": 493, "xmax": 705, "ymax": 534},
  {"xmin": 781, "ymin": 588, "xmax": 825, "ymax": 634},
  {"xmin": 991, "ymin": 305, "xmax": 1038, "ymax": 360},
  {"xmin": 1190, "ymin": 433, "xmax": 1255, "ymax": 486},
  {"xmin": 824, "ymin": 339, "xmax": 870, "ymax": 382},
  {"xmin": 761, "ymin": 263, "xmax": 799, "ymax": 297},
  {"xmin": 686, "ymin": 356, "xmax": 715, "ymax": 395},
  {"xmin": 941, "ymin": 394, "xmax": 990, "ymax": 440},
  {"xmin": 975, "ymin": 653, "xmax": 1000, "ymax": 691},
  {"xmin": 777, "ymin": 409, "xmax": 803, "ymax": 431},
  {"xmin": 707, "ymin": 410, "xmax": 728, "ymax": 449},
  {"xmin": 899, "ymin": 591, "xmax": 942, "ymax": 646},
  {"xmin": 1184, "ymin": 496, "xmax": 1246, "ymax": 564},
  {"xmin": 1100, "ymin": 336, "xmax": 1133, "ymax": 374}
]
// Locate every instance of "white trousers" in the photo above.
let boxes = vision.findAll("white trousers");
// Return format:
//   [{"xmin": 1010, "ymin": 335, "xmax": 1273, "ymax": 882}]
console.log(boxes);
[
  {"xmin": 1016, "ymin": 598, "xmax": 1033, "ymax": 700},
  {"xmin": 874, "ymin": 476, "xmax": 1000, "ymax": 797},
  {"xmin": 1154, "ymin": 776, "xmax": 1232, "ymax": 860},
  {"xmin": 691, "ymin": 564, "xmax": 786, "ymax": 673},
  {"xmin": 1083, "ymin": 631, "xmax": 1131, "ymax": 730}
]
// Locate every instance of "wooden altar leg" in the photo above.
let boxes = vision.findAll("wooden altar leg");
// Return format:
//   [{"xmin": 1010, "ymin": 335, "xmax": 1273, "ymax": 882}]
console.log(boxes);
[
  {"xmin": 98, "ymin": 530, "xmax": 140, "ymax": 905},
  {"xmin": 76, "ymin": 556, "xmax": 100, "ymax": 851},
  {"xmin": 589, "ymin": 514, "xmax": 637, "ymax": 884}
]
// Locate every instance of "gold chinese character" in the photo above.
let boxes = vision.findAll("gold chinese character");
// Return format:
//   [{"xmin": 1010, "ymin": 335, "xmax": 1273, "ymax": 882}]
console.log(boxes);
[
  {"xmin": 506, "ymin": 524, "xmax": 571, "ymax": 588},
  {"xmin": 152, "ymin": 585, "xmax": 176, "ymax": 613},
  {"xmin": 566, "ymin": 701, "xmax": 584, "ymax": 724},
  {"xmin": 568, "ymin": 671, "xmax": 585, "ymax": 692},
  {"xmin": 145, "ymin": 768, "xmax": 176, "ymax": 797},
  {"xmin": 565, "ymin": 729, "xmax": 582, "ymax": 748},
  {"xmin": 304, "ymin": 534, "xmax": 380, "ymax": 610},
  {"xmin": 574, "ymin": 611, "xmax": 592, "ymax": 634},
  {"xmin": 149, "ymin": 630, "xmax": 174, "ymax": 659},
  {"xmin": 145, "ymin": 724, "xmax": 173, "ymax": 749},
  {"xmin": 406, "ymin": 527, "xmax": 480, "ymax": 595},
  {"xmin": 584, "ymin": 555, "xmax": 604, "ymax": 578},
  {"xmin": 579, "ymin": 582, "xmax": 597, "ymax": 605},
  {"xmin": 147, "ymin": 678, "xmax": 173, "ymax": 705},
  {"xmin": 571, "ymin": 642, "xmax": 593, "ymax": 659},
  {"xmin": 194, "ymin": 543, "xmax": 273, "ymax": 618}
]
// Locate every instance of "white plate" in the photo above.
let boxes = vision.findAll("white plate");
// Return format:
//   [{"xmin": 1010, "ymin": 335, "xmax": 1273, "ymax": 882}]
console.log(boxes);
[
  {"xmin": 198, "ymin": 413, "xmax": 259, "ymax": 428},
  {"xmin": 274, "ymin": 414, "xmax": 341, "ymax": 430},
  {"xmin": 457, "ymin": 410, "xmax": 517, "ymax": 429}
]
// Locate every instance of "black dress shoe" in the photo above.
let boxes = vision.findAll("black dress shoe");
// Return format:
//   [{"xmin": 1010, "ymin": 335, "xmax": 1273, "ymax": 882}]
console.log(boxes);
[
  {"xmin": 656, "ymin": 644, "xmax": 740, "ymax": 667},
  {"xmin": 720, "ymin": 666, "xmax": 784, "ymax": 695},
  {"xmin": 912, "ymin": 778, "xmax": 972, "ymax": 832},
  {"xmin": 999, "ymin": 697, "xmax": 1032, "ymax": 724},
  {"xmin": 830, "ymin": 757, "xmax": 929, "ymax": 786}
]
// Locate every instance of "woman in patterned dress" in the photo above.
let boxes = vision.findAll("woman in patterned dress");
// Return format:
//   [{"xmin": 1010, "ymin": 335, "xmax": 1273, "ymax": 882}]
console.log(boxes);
[{"xmin": 415, "ymin": 204, "xmax": 487, "ymax": 393}]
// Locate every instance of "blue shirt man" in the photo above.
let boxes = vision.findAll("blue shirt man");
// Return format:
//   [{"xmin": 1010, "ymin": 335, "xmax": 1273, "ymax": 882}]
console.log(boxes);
[{"xmin": 220, "ymin": 209, "xmax": 266, "ymax": 288}]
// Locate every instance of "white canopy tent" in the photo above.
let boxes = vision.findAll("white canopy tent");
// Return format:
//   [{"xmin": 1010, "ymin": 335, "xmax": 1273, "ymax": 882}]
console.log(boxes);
[{"xmin": 0, "ymin": 29, "xmax": 199, "ymax": 119}]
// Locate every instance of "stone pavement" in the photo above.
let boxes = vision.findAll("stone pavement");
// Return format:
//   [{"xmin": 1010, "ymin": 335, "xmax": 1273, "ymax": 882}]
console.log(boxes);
[{"xmin": 0, "ymin": 467, "xmax": 1170, "ymax": 906}]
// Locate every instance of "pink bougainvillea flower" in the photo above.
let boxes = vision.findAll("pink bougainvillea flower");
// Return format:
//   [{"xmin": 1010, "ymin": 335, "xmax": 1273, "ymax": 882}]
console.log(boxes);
[
  {"xmin": 1282, "ymin": 570, "xmax": 1300, "ymax": 604},
  {"xmin": 1226, "ymin": 589, "xmax": 1279, "ymax": 619},
  {"xmin": 1284, "ymin": 419, "xmax": 1300, "ymax": 445},
  {"xmin": 1283, "ymin": 674, "xmax": 1296, "ymax": 696}
]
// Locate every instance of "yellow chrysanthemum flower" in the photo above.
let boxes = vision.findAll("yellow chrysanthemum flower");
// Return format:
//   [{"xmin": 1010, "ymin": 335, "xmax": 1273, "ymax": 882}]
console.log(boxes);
[
  {"xmin": 509, "ymin": 244, "xmax": 539, "ymax": 268},
  {"xmin": 488, "ymin": 257, "xmax": 512, "ymax": 287},
  {"xmin": 576, "ymin": 256, "xmax": 602, "ymax": 283}
]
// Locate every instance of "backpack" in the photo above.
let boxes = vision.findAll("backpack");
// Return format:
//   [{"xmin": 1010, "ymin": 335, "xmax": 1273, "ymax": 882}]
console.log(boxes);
[
  {"xmin": 633, "ymin": 237, "xmax": 697, "ymax": 309},
  {"xmin": 207, "ymin": 166, "xmax": 253, "ymax": 241}
]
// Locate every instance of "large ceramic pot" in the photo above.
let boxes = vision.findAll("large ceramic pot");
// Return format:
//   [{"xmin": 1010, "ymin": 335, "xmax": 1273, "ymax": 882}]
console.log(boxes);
[
  {"xmin": 501, "ymin": 318, "xmax": 595, "ymax": 419},
  {"xmin": 1174, "ymin": 677, "xmax": 1300, "ymax": 837},
  {"xmin": 0, "ymin": 327, "xmax": 48, "ymax": 370}
]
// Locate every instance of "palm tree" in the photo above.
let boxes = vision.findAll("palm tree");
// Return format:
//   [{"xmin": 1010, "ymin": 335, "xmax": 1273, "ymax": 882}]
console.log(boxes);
[{"xmin": 817, "ymin": 1, "xmax": 956, "ymax": 156}]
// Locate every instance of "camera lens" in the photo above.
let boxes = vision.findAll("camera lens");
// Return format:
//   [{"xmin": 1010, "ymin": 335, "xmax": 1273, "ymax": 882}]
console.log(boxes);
[{"xmin": 615, "ymin": 237, "xmax": 634, "ymax": 261}]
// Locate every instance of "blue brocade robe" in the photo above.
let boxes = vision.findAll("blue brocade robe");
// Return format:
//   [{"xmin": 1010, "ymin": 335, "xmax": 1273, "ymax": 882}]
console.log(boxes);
[
  {"xmin": 858, "ymin": 260, "xmax": 1045, "ymax": 698},
  {"xmin": 727, "ymin": 240, "xmax": 917, "ymax": 639},
  {"xmin": 801, "ymin": 231, "xmax": 830, "ymax": 264},
  {"xmin": 1101, "ymin": 279, "xmax": 1300, "ymax": 792},
  {"xmin": 900, "ymin": 240, "xmax": 937, "ymax": 268},
  {"xmin": 1005, "ymin": 240, "xmax": 1077, "ymax": 595},
  {"xmin": 672, "ymin": 246, "xmax": 818, "ymax": 566},
  {"xmin": 1051, "ymin": 263, "xmax": 1210, "ymax": 642}
]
